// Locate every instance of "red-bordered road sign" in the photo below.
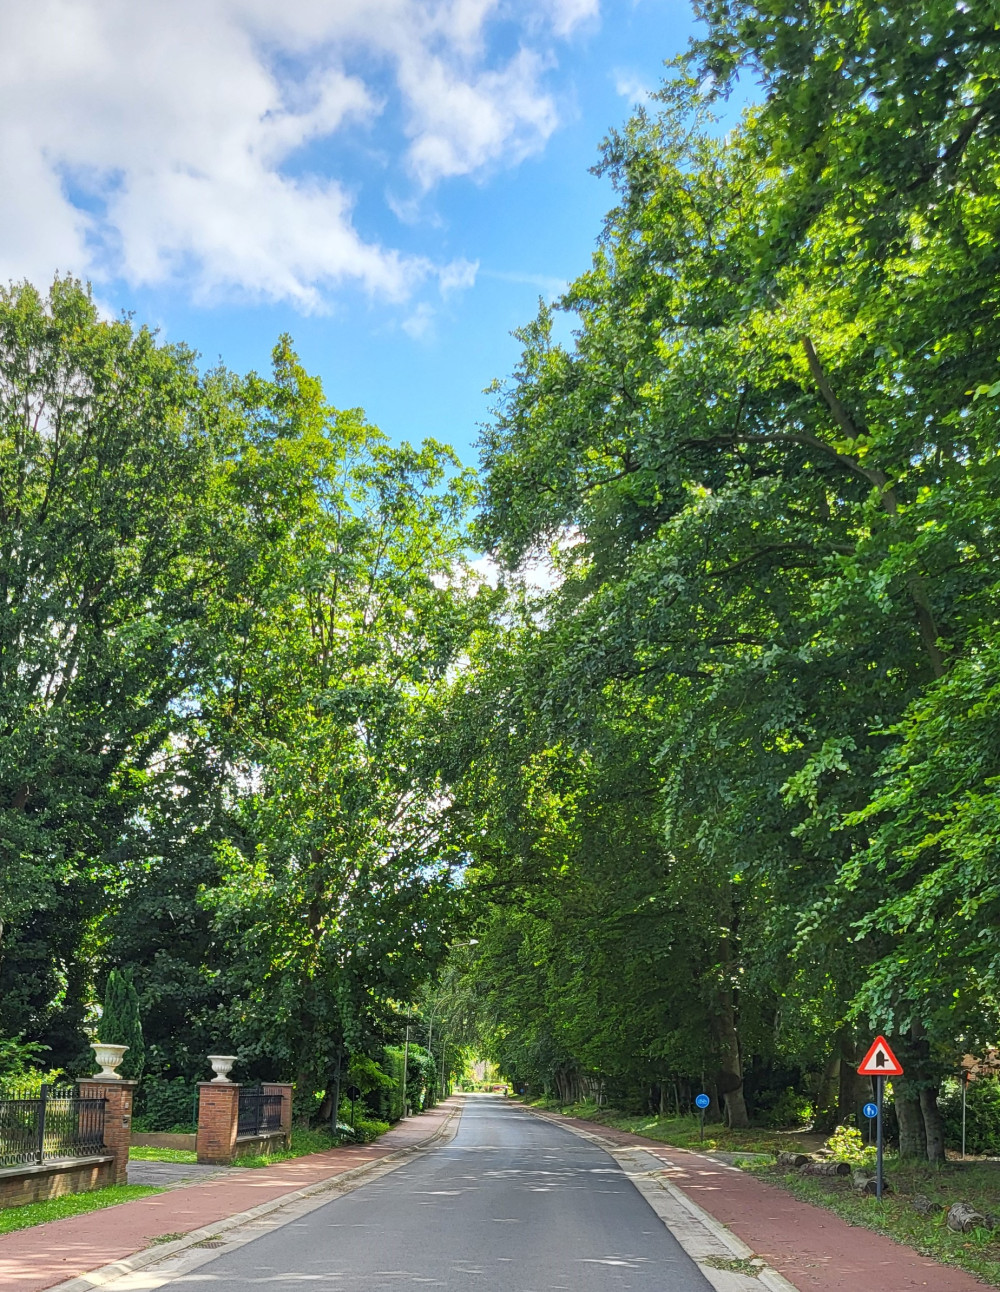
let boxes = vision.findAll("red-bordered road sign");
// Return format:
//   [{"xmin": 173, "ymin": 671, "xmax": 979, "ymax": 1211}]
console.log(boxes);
[{"xmin": 857, "ymin": 1035, "xmax": 904, "ymax": 1077}]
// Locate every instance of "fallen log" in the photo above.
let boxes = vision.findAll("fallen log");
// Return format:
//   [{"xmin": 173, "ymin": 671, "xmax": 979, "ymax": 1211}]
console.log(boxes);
[
  {"xmin": 852, "ymin": 1170, "xmax": 891, "ymax": 1195},
  {"xmin": 947, "ymin": 1202, "xmax": 989, "ymax": 1234},
  {"xmin": 911, "ymin": 1194, "xmax": 941, "ymax": 1216},
  {"xmin": 799, "ymin": 1160, "xmax": 851, "ymax": 1177},
  {"xmin": 777, "ymin": 1151, "xmax": 810, "ymax": 1169}
]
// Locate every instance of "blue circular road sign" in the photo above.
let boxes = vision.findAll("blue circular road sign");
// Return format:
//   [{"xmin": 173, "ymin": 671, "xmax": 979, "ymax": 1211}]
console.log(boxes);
[
  {"xmin": 863, "ymin": 1102, "xmax": 879, "ymax": 1119},
  {"xmin": 695, "ymin": 1093, "xmax": 710, "ymax": 1110}
]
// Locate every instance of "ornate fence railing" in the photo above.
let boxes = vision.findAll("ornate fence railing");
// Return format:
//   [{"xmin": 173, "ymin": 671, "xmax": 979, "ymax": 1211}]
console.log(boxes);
[
  {"xmin": 0, "ymin": 1085, "xmax": 107, "ymax": 1169},
  {"xmin": 236, "ymin": 1085, "xmax": 283, "ymax": 1140}
]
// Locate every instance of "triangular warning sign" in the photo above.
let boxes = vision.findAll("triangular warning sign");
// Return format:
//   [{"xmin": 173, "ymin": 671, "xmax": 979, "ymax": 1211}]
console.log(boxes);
[{"xmin": 857, "ymin": 1035, "xmax": 904, "ymax": 1077}]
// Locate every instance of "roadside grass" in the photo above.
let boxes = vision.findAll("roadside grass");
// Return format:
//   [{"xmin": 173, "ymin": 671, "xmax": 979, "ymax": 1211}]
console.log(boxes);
[
  {"xmin": 528, "ymin": 1099, "xmax": 807, "ymax": 1155},
  {"xmin": 746, "ymin": 1158, "xmax": 1000, "ymax": 1288},
  {"xmin": 131, "ymin": 1116, "xmax": 395, "ymax": 1170},
  {"xmin": 128, "ymin": 1146, "xmax": 198, "ymax": 1163},
  {"xmin": 0, "ymin": 1185, "xmax": 163, "ymax": 1235},
  {"xmin": 234, "ymin": 1126, "xmax": 340, "ymax": 1168}
]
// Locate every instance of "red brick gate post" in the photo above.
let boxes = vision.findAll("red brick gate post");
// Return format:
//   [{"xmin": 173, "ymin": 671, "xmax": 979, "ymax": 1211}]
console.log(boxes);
[
  {"xmin": 78, "ymin": 1078, "xmax": 136, "ymax": 1185},
  {"xmin": 196, "ymin": 1082, "xmax": 240, "ymax": 1165}
]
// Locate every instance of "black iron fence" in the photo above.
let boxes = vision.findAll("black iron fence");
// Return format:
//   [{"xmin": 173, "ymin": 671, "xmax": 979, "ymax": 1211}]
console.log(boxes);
[
  {"xmin": 237, "ymin": 1085, "xmax": 283, "ymax": 1140},
  {"xmin": 0, "ymin": 1085, "xmax": 107, "ymax": 1169}
]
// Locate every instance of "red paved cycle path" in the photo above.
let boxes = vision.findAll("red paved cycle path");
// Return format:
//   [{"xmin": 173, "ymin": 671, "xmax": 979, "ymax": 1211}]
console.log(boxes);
[
  {"xmin": 0, "ymin": 1098, "xmax": 461, "ymax": 1292},
  {"xmin": 549, "ymin": 1111, "xmax": 988, "ymax": 1291}
]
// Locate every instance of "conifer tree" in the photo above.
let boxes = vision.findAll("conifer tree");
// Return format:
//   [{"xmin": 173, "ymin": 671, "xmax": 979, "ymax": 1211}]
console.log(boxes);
[{"xmin": 101, "ymin": 969, "xmax": 145, "ymax": 1081}]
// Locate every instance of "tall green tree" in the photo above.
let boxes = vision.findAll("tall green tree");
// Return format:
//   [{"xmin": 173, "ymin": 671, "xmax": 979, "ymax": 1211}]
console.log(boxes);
[
  {"xmin": 201, "ymin": 344, "xmax": 481, "ymax": 1105},
  {"xmin": 100, "ymin": 968, "xmax": 145, "ymax": 1080},
  {"xmin": 0, "ymin": 279, "xmax": 249, "ymax": 1068}
]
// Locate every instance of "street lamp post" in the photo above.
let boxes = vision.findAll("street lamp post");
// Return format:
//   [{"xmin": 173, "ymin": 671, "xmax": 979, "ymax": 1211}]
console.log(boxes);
[{"xmin": 401, "ymin": 1016, "xmax": 410, "ymax": 1117}]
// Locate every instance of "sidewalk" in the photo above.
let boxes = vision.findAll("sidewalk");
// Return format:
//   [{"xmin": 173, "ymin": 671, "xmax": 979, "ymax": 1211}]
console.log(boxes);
[
  {"xmin": 545, "ymin": 1110, "xmax": 988, "ymax": 1292},
  {"xmin": 0, "ymin": 1097, "xmax": 462, "ymax": 1292}
]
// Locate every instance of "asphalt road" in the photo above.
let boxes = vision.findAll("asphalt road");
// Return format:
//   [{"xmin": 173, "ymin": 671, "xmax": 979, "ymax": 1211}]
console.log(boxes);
[{"xmin": 171, "ymin": 1094, "xmax": 713, "ymax": 1291}]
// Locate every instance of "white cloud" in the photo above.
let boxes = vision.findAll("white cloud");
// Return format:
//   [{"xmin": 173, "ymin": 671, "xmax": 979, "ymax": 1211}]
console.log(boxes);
[
  {"xmin": 614, "ymin": 70, "xmax": 654, "ymax": 103},
  {"xmin": 0, "ymin": 0, "xmax": 598, "ymax": 308},
  {"xmin": 481, "ymin": 268, "xmax": 569, "ymax": 297},
  {"xmin": 402, "ymin": 301, "xmax": 436, "ymax": 339}
]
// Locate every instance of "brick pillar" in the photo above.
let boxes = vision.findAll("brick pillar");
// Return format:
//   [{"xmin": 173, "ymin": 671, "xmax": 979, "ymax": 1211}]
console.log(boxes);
[
  {"xmin": 196, "ymin": 1082, "xmax": 240, "ymax": 1165},
  {"xmin": 78, "ymin": 1079, "xmax": 136, "ymax": 1186},
  {"xmin": 265, "ymin": 1083, "xmax": 293, "ymax": 1140}
]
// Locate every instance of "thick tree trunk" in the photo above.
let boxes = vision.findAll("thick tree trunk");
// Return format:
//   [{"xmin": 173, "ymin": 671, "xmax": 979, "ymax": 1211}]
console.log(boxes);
[
  {"xmin": 812, "ymin": 1041, "xmax": 842, "ymax": 1134},
  {"xmin": 894, "ymin": 1081, "xmax": 927, "ymax": 1159},
  {"xmin": 919, "ymin": 1085, "xmax": 946, "ymax": 1164},
  {"xmin": 712, "ymin": 922, "xmax": 749, "ymax": 1129}
]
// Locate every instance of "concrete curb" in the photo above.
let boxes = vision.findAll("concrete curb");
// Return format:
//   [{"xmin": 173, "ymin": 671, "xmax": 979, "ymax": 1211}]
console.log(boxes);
[
  {"xmin": 47, "ymin": 1100, "xmax": 465, "ymax": 1292},
  {"xmin": 519, "ymin": 1104, "xmax": 799, "ymax": 1292}
]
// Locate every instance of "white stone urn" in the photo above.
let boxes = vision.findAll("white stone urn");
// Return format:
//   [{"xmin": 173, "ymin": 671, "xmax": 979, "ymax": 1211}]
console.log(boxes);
[
  {"xmin": 90, "ymin": 1042, "xmax": 129, "ymax": 1080},
  {"xmin": 207, "ymin": 1054, "xmax": 238, "ymax": 1083}
]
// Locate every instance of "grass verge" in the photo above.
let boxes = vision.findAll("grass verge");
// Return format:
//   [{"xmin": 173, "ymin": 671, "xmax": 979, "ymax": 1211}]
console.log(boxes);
[
  {"xmin": 234, "ymin": 1125, "xmax": 342, "ymax": 1168},
  {"xmin": 128, "ymin": 1146, "xmax": 198, "ymax": 1163},
  {"xmin": 0, "ymin": 1185, "xmax": 163, "ymax": 1235},
  {"xmin": 526, "ymin": 1098, "xmax": 807, "ymax": 1155}
]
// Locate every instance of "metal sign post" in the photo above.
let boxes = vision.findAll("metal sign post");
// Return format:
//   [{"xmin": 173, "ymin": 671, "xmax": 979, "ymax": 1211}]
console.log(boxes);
[
  {"xmin": 961, "ymin": 1070, "xmax": 970, "ymax": 1159},
  {"xmin": 695, "ymin": 1092, "xmax": 710, "ymax": 1141},
  {"xmin": 857, "ymin": 1035, "xmax": 904, "ymax": 1203},
  {"xmin": 863, "ymin": 1099, "xmax": 878, "ymax": 1150}
]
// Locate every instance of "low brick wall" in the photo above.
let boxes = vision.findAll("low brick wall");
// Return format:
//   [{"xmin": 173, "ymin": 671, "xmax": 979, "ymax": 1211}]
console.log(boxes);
[
  {"xmin": 0, "ymin": 1156, "xmax": 115, "ymax": 1209},
  {"xmin": 233, "ymin": 1130, "xmax": 290, "ymax": 1159}
]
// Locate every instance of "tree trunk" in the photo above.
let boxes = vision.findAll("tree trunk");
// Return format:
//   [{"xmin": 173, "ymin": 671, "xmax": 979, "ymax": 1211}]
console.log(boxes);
[
  {"xmin": 712, "ymin": 927, "xmax": 749, "ymax": 1129},
  {"xmin": 919, "ymin": 1085, "xmax": 946, "ymax": 1164},
  {"xmin": 836, "ymin": 1033, "xmax": 870, "ymax": 1129},
  {"xmin": 812, "ymin": 1042, "xmax": 842, "ymax": 1134},
  {"xmin": 894, "ymin": 1081, "xmax": 927, "ymax": 1159}
]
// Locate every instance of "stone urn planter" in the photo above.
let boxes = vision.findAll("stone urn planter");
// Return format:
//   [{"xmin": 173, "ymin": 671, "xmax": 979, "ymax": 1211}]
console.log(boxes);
[
  {"xmin": 90, "ymin": 1042, "xmax": 129, "ymax": 1079},
  {"xmin": 207, "ymin": 1054, "xmax": 239, "ymax": 1083}
]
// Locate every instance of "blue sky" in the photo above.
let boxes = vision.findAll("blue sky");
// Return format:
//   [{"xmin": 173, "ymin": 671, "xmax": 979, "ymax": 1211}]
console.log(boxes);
[{"xmin": 0, "ymin": 0, "xmax": 737, "ymax": 467}]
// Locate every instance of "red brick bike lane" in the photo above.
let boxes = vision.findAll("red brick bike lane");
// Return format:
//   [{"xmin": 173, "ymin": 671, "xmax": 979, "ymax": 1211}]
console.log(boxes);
[
  {"xmin": 0, "ymin": 1098, "xmax": 462, "ymax": 1292},
  {"xmin": 548, "ymin": 1113, "xmax": 988, "ymax": 1292}
]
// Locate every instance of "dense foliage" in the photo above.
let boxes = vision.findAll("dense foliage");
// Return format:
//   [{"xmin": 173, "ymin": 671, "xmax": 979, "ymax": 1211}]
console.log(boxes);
[
  {"xmin": 452, "ymin": 0, "xmax": 1000, "ymax": 1157},
  {"xmin": 3, "ymin": 0, "xmax": 999, "ymax": 1159},
  {"xmin": 0, "ymin": 279, "xmax": 482, "ymax": 1120}
]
